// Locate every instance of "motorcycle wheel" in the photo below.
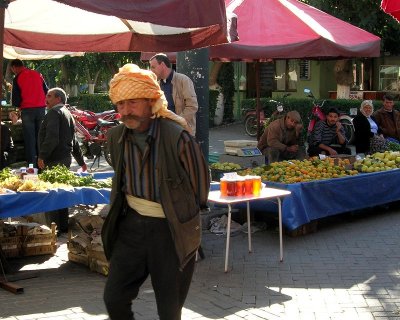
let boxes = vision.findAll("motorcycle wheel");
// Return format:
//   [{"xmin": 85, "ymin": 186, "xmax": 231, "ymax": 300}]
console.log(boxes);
[
  {"xmin": 102, "ymin": 141, "xmax": 113, "ymax": 166},
  {"xmin": 339, "ymin": 116, "xmax": 355, "ymax": 145},
  {"xmin": 244, "ymin": 115, "xmax": 258, "ymax": 137}
]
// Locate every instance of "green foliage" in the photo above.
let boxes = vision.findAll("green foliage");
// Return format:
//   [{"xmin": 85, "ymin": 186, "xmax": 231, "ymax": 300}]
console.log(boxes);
[
  {"xmin": 68, "ymin": 94, "xmax": 113, "ymax": 112},
  {"xmin": 209, "ymin": 89, "xmax": 219, "ymax": 127},
  {"xmin": 217, "ymin": 63, "xmax": 235, "ymax": 123},
  {"xmin": 242, "ymin": 97, "xmax": 400, "ymax": 134}
]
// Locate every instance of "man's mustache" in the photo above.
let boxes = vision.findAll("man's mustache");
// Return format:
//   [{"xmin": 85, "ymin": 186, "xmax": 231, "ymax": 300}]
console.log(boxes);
[{"xmin": 121, "ymin": 115, "xmax": 144, "ymax": 122}]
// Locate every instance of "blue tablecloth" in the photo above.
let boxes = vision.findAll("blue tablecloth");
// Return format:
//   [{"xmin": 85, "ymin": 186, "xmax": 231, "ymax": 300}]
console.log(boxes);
[
  {"xmin": 0, "ymin": 187, "xmax": 111, "ymax": 219},
  {"xmin": 210, "ymin": 169, "xmax": 400, "ymax": 231}
]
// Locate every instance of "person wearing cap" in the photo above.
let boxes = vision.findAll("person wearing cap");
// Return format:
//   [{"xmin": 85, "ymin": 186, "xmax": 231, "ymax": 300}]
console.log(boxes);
[
  {"xmin": 149, "ymin": 53, "xmax": 198, "ymax": 136},
  {"xmin": 372, "ymin": 93, "xmax": 400, "ymax": 143},
  {"xmin": 308, "ymin": 107, "xmax": 351, "ymax": 157},
  {"xmin": 101, "ymin": 64, "xmax": 210, "ymax": 320},
  {"xmin": 353, "ymin": 100, "xmax": 387, "ymax": 154},
  {"xmin": 257, "ymin": 110, "xmax": 306, "ymax": 163}
]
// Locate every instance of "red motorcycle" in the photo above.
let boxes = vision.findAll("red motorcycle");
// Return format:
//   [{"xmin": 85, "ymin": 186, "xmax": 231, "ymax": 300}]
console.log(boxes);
[
  {"xmin": 304, "ymin": 88, "xmax": 354, "ymax": 144},
  {"xmin": 67, "ymin": 105, "xmax": 120, "ymax": 130},
  {"xmin": 67, "ymin": 105, "xmax": 120, "ymax": 168}
]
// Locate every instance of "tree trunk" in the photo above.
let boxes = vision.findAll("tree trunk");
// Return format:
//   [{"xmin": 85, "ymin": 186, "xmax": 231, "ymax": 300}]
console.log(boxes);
[
  {"xmin": 337, "ymin": 84, "xmax": 350, "ymax": 99},
  {"xmin": 209, "ymin": 61, "xmax": 222, "ymax": 89},
  {"xmin": 88, "ymin": 84, "xmax": 95, "ymax": 94},
  {"xmin": 334, "ymin": 59, "xmax": 353, "ymax": 99}
]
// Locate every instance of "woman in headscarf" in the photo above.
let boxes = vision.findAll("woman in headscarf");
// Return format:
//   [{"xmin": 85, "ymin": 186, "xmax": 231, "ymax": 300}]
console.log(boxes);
[{"xmin": 353, "ymin": 100, "xmax": 387, "ymax": 154}]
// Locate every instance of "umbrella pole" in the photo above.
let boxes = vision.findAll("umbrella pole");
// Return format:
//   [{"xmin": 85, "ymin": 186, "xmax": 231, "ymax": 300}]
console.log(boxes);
[
  {"xmin": 0, "ymin": 2, "xmax": 6, "ymax": 161},
  {"xmin": 255, "ymin": 62, "xmax": 261, "ymax": 141}
]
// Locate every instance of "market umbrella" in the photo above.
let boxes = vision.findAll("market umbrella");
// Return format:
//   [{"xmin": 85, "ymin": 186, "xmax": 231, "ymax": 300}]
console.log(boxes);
[
  {"xmin": 142, "ymin": 0, "xmax": 381, "ymax": 139},
  {"xmin": 0, "ymin": 0, "xmax": 238, "ymax": 163},
  {"xmin": 3, "ymin": 0, "xmax": 236, "ymax": 53},
  {"xmin": 213, "ymin": 0, "xmax": 381, "ymax": 139},
  {"xmin": 3, "ymin": 45, "xmax": 84, "ymax": 60},
  {"xmin": 381, "ymin": 0, "xmax": 400, "ymax": 23}
]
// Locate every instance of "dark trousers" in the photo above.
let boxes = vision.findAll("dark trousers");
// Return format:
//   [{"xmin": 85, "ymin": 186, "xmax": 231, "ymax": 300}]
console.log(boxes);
[
  {"xmin": 103, "ymin": 208, "xmax": 195, "ymax": 320},
  {"xmin": 20, "ymin": 107, "xmax": 46, "ymax": 166},
  {"xmin": 44, "ymin": 160, "xmax": 72, "ymax": 233}
]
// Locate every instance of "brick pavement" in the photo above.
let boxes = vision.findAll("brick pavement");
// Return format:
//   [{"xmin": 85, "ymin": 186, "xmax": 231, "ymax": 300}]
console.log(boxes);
[{"xmin": 1, "ymin": 205, "xmax": 400, "ymax": 320}]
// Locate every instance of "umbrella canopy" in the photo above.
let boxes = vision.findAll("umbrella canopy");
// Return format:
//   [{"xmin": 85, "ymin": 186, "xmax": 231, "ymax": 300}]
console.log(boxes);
[
  {"xmin": 142, "ymin": 0, "xmax": 381, "ymax": 61},
  {"xmin": 209, "ymin": 0, "xmax": 381, "ymax": 61},
  {"xmin": 381, "ymin": 0, "xmax": 400, "ymax": 23},
  {"xmin": 3, "ymin": 45, "xmax": 84, "ymax": 60},
  {"xmin": 3, "ymin": 0, "xmax": 237, "ymax": 53}
]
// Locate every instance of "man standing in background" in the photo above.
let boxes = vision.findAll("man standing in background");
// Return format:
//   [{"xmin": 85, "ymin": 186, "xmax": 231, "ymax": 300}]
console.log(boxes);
[
  {"xmin": 11, "ymin": 59, "xmax": 48, "ymax": 166},
  {"xmin": 38, "ymin": 87, "xmax": 87, "ymax": 233},
  {"xmin": 149, "ymin": 53, "xmax": 198, "ymax": 135}
]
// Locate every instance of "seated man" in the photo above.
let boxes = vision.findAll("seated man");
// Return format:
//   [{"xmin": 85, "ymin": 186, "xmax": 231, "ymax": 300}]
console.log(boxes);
[
  {"xmin": 257, "ymin": 110, "xmax": 306, "ymax": 163},
  {"xmin": 372, "ymin": 93, "xmax": 400, "ymax": 143},
  {"xmin": 308, "ymin": 107, "xmax": 351, "ymax": 157}
]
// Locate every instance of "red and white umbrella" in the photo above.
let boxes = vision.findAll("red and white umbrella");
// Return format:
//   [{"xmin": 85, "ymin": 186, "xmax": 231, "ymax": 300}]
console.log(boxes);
[
  {"xmin": 210, "ymin": 0, "xmax": 380, "ymax": 61},
  {"xmin": 3, "ymin": 0, "xmax": 237, "ymax": 53},
  {"xmin": 381, "ymin": 0, "xmax": 400, "ymax": 23}
]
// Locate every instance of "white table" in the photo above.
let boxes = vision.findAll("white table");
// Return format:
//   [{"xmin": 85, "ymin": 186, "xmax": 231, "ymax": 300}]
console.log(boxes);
[{"xmin": 208, "ymin": 187, "xmax": 291, "ymax": 272}]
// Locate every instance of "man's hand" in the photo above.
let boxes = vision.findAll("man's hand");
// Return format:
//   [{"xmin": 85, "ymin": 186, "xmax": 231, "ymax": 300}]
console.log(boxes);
[
  {"xmin": 37, "ymin": 158, "xmax": 45, "ymax": 170},
  {"xmin": 336, "ymin": 121, "xmax": 342, "ymax": 133},
  {"xmin": 328, "ymin": 147, "xmax": 338, "ymax": 156},
  {"xmin": 287, "ymin": 145, "xmax": 299, "ymax": 153}
]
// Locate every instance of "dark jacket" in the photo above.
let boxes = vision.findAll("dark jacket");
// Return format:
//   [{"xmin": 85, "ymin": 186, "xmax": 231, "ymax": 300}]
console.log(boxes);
[
  {"xmin": 38, "ymin": 104, "xmax": 84, "ymax": 167},
  {"xmin": 372, "ymin": 107, "xmax": 400, "ymax": 140},
  {"xmin": 102, "ymin": 119, "xmax": 205, "ymax": 269},
  {"xmin": 1, "ymin": 123, "xmax": 14, "ymax": 169},
  {"xmin": 353, "ymin": 114, "xmax": 376, "ymax": 153}
]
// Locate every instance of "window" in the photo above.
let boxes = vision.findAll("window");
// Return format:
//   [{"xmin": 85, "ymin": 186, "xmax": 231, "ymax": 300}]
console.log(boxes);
[
  {"xmin": 379, "ymin": 65, "xmax": 400, "ymax": 91},
  {"xmin": 299, "ymin": 60, "xmax": 310, "ymax": 80},
  {"xmin": 274, "ymin": 60, "xmax": 298, "ymax": 91}
]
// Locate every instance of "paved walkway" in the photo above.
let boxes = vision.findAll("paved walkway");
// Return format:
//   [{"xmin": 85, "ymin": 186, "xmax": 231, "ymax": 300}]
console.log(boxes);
[
  {"xmin": 1, "ymin": 204, "xmax": 400, "ymax": 320},
  {"xmin": 2, "ymin": 123, "xmax": 400, "ymax": 319}
]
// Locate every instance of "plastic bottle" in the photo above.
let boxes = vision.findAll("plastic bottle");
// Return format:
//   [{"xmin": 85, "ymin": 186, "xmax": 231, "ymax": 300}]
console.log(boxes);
[
  {"xmin": 20, "ymin": 167, "xmax": 27, "ymax": 178},
  {"xmin": 27, "ymin": 164, "xmax": 35, "ymax": 174}
]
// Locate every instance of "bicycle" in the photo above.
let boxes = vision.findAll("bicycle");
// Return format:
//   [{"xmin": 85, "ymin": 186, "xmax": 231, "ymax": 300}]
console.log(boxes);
[{"xmin": 242, "ymin": 93, "xmax": 290, "ymax": 137}]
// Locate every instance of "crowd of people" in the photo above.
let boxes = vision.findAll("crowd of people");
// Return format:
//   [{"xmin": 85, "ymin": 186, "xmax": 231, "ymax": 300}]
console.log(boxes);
[
  {"xmin": 2, "ymin": 56, "xmax": 400, "ymax": 320},
  {"xmin": 257, "ymin": 94, "xmax": 400, "ymax": 164}
]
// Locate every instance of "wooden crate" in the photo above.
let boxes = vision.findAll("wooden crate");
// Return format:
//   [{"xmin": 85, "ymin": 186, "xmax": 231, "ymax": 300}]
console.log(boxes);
[
  {"xmin": 0, "ymin": 236, "xmax": 20, "ymax": 258},
  {"xmin": 20, "ymin": 224, "xmax": 57, "ymax": 257},
  {"xmin": 87, "ymin": 248, "xmax": 107, "ymax": 263},
  {"xmin": 68, "ymin": 252, "xmax": 89, "ymax": 267},
  {"xmin": 89, "ymin": 257, "xmax": 109, "ymax": 276},
  {"xmin": 22, "ymin": 244, "xmax": 57, "ymax": 256}
]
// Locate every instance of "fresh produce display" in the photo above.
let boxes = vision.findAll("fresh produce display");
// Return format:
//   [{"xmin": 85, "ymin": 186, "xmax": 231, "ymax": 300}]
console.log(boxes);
[
  {"xmin": 210, "ymin": 162, "xmax": 242, "ymax": 171},
  {"xmin": 0, "ymin": 167, "xmax": 13, "ymax": 181},
  {"xmin": 387, "ymin": 141, "xmax": 400, "ymax": 152},
  {"xmin": 39, "ymin": 165, "xmax": 112, "ymax": 188},
  {"xmin": 353, "ymin": 151, "xmax": 400, "ymax": 173},
  {"xmin": 238, "ymin": 157, "xmax": 358, "ymax": 184},
  {"xmin": 0, "ymin": 165, "xmax": 112, "ymax": 192}
]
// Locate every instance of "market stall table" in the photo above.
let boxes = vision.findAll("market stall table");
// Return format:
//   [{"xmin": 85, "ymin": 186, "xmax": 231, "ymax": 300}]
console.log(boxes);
[
  {"xmin": 208, "ymin": 187, "xmax": 291, "ymax": 272},
  {"xmin": 211, "ymin": 169, "xmax": 400, "ymax": 232}
]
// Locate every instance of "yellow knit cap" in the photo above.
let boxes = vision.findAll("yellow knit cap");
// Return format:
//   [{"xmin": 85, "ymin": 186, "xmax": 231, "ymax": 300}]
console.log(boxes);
[{"xmin": 109, "ymin": 64, "xmax": 190, "ymax": 132}]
